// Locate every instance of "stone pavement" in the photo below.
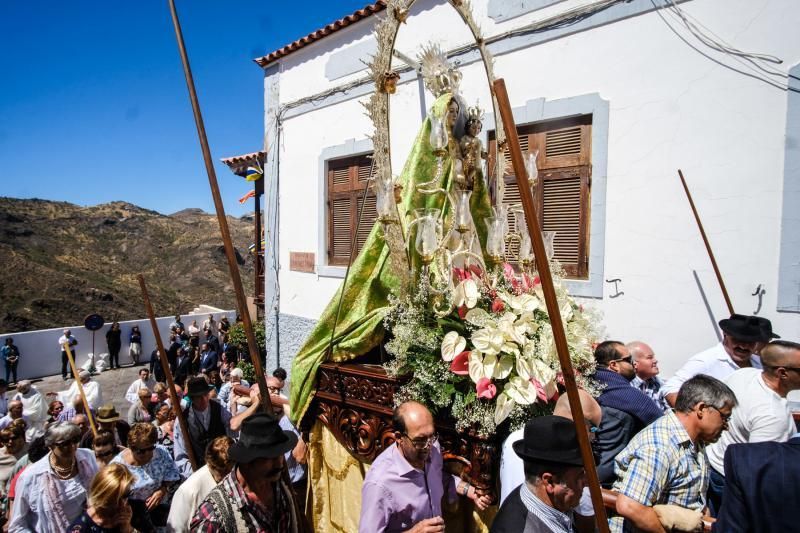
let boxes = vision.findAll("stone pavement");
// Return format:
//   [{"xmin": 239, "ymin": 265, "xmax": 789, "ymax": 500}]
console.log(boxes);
[{"xmin": 22, "ymin": 363, "xmax": 147, "ymax": 416}]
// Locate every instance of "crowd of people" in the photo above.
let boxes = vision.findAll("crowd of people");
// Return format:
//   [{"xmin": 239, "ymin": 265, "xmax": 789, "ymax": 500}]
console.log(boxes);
[
  {"xmin": 356, "ymin": 313, "xmax": 799, "ymax": 533},
  {"xmin": 0, "ymin": 315, "xmax": 304, "ymax": 532},
  {"xmin": 0, "ymin": 311, "xmax": 796, "ymax": 531}
]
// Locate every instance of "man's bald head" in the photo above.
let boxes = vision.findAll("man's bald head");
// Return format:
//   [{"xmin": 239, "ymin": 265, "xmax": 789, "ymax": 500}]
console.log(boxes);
[
  {"xmin": 393, "ymin": 401, "xmax": 434, "ymax": 435},
  {"xmin": 553, "ymin": 389, "xmax": 602, "ymax": 428},
  {"xmin": 627, "ymin": 341, "xmax": 659, "ymax": 380},
  {"xmin": 761, "ymin": 340, "xmax": 800, "ymax": 374}
]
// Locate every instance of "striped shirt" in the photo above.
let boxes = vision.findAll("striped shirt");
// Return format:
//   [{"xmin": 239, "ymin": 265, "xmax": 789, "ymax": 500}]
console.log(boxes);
[
  {"xmin": 519, "ymin": 482, "xmax": 575, "ymax": 532},
  {"xmin": 610, "ymin": 410, "xmax": 708, "ymax": 533}
]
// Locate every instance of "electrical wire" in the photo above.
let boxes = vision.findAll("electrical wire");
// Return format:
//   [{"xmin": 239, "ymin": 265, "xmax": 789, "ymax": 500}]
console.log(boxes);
[{"xmin": 650, "ymin": 0, "xmax": 799, "ymax": 94}]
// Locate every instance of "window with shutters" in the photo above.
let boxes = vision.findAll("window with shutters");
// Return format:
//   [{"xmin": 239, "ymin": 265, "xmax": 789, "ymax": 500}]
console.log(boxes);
[
  {"xmin": 488, "ymin": 115, "xmax": 592, "ymax": 279},
  {"xmin": 326, "ymin": 153, "xmax": 377, "ymax": 266}
]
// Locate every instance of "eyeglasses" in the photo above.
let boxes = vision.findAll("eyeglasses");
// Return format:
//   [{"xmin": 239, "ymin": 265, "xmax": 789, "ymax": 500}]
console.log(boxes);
[
  {"xmin": 95, "ymin": 449, "xmax": 116, "ymax": 458},
  {"xmin": 267, "ymin": 386, "xmax": 283, "ymax": 394},
  {"xmin": 402, "ymin": 432, "xmax": 438, "ymax": 450},
  {"xmin": 766, "ymin": 365, "xmax": 800, "ymax": 373},
  {"xmin": 54, "ymin": 439, "xmax": 79, "ymax": 449},
  {"xmin": 707, "ymin": 405, "xmax": 732, "ymax": 423},
  {"xmin": 611, "ymin": 356, "xmax": 633, "ymax": 365},
  {"xmin": 132, "ymin": 445, "xmax": 156, "ymax": 455}
]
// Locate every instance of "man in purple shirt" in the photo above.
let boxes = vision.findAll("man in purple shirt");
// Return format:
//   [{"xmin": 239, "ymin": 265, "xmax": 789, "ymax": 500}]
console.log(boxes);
[{"xmin": 359, "ymin": 401, "xmax": 490, "ymax": 532}]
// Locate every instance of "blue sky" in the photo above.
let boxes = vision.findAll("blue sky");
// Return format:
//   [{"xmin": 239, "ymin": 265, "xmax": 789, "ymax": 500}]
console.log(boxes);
[{"xmin": 0, "ymin": 0, "xmax": 371, "ymax": 216}]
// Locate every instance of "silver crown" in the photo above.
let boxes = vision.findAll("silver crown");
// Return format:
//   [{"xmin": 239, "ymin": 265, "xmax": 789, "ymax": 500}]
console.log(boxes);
[
  {"xmin": 466, "ymin": 102, "xmax": 484, "ymax": 122},
  {"xmin": 418, "ymin": 43, "xmax": 462, "ymax": 98}
]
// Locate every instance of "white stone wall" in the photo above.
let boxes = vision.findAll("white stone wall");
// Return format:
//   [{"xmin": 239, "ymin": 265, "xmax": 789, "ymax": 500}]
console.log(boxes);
[
  {"xmin": 270, "ymin": 0, "xmax": 800, "ymax": 378},
  {"xmin": 0, "ymin": 310, "xmax": 234, "ymax": 381}
]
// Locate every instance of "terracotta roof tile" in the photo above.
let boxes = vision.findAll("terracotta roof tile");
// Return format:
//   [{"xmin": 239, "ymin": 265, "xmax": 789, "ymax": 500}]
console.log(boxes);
[
  {"xmin": 221, "ymin": 151, "xmax": 266, "ymax": 178},
  {"xmin": 254, "ymin": 1, "xmax": 386, "ymax": 68}
]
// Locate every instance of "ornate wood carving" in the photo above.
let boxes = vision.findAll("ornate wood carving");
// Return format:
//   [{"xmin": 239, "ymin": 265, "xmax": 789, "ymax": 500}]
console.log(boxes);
[{"xmin": 303, "ymin": 362, "xmax": 503, "ymax": 498}]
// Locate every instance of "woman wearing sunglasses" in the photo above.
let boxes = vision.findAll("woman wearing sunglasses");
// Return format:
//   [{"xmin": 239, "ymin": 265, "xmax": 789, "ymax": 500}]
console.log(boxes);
[
  {"xmin": 110, "ymin": 422, "xmax": 181, "ymax": 532},
  {"xmin": 8, "ymin": 421, "xmax": 99, "ymax": 532},
  {"xmin": 92, "ymin": 430, "xmax": 122, "ymax": 469},
  {"xmin": 69, "ymin": 463, "xmax": 134, "ymax": 532}
]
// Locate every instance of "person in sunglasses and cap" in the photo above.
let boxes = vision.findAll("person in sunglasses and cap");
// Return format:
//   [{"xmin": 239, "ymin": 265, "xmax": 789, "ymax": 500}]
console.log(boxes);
[
  {"xmin": 492, "ymin": 415, "xmax": 587, "ymax": 533},
  {"xmin": 191, "ymin": 412, "xmax": 303, "ymax": 532},
  {"xmin": 664, "ymin": 314, "xmax": 775, "ymax": 406}
]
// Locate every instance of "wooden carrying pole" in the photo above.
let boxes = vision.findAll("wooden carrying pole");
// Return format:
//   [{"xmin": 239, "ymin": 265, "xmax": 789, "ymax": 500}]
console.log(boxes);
[
  {"xmin": 493, "ymin": 79, "xmax": 610, "ymax": 532},
  {"xmin": 678, "ymin": 169, "xmax": 735, "ymax": 316},
  {"xmin": 61, "ymin": 343, "xmax": 98, "ymax": 438},
  {"xmin": 167, "ymin": 0, "xmax": 270, "ymax": 411},
  {"xmin": 138, "ymin": 274, "xmax": 198, "ymax": 471}
]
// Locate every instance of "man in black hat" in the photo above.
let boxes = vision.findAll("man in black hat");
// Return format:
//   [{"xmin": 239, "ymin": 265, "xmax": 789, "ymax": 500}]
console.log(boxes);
[
  {"xmin": 492, "ymin": 415, "xmax": 587, "ymax": 533},
  {"xmin": 663, "ymin": 314, "xmax": 774, "ymax": 406},
  {"xmin": 173, "ymin": 375, "xmax": 232, "ymax": 478},
  {"xmin": 191, "ymin": 412, "xmax": 301, "ymax": 532}
]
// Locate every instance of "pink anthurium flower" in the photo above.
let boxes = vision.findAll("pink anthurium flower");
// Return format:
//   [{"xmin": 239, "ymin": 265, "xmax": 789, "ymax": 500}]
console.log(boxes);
[
  {"xmin": 476, "ymin": 377, "xmax": 497, "ymax": 399},
  {"xmin": 450, "ymin": 350, "xmax": 470, "ymax": 375}
]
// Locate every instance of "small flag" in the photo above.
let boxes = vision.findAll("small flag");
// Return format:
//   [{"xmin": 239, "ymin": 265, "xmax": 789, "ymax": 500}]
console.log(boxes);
[
  {"xmin": 239, "ymin": 190, "xmax": 256, "ymax": 204},
  {"xmin": 245, "ymin": 165, "xmax": 263, "ymax": 182}
]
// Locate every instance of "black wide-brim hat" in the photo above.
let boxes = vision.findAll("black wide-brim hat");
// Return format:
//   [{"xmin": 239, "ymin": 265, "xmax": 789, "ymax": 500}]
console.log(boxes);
[
  {"xmin": 513, "ymin": 415, "xmax": 584, "ymax": 466},
  {"xmin": 718, "ymin": 314, "xmax": 772, "ymax": 343},
  {"xmin": 229, "ymin": 412, "xmax": 297, "ymax": 464},
  {"xmin": 186, "ymin": 376, "xmax": 215, "ymax": 397}
]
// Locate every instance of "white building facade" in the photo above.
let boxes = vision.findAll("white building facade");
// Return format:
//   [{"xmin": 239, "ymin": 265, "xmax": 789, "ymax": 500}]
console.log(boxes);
[{"xmin": 257, "ymin": 0, "xmax": 800, "ymax": 379}]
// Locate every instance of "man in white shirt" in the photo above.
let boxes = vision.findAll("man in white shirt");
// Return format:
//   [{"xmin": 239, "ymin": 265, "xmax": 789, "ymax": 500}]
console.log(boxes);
[
  {"xmin": 705, "ymin": 340, "xmax": 800, "ymax": 515},
  {"xmin": 62, "ymin": 370, "xmax": 103, "ymax": 410},
  {"xmin": 0, "ymin": 400, "xmax": 27, "ymax": 430},
  {"xmin": 124, "ymin": 368, "xmax": 156, "ymax": 404},
  {"xmin": 57, "ymin": 328, "xmax": 78, "ymax": 381},
  {"xmin": 167, "ymin": 435, "xmax": 233, "ymax": 533},
  {"xmin": 663, "ymin": 314, "xmax": 772, "ymax": 406},
  {"xmin": 14, "ymin": 380, "xmax": 47, "ymax": 441}
]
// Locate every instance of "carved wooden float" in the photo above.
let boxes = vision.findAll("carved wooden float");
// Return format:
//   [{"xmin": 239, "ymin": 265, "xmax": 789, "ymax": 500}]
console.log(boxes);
[{"xmin": 300, "ymin": 361, "xmax": 505, "ymax": 497}]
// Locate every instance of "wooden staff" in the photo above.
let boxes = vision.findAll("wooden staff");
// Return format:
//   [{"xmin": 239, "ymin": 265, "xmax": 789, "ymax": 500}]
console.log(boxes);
[
  {"xmin": 167, "ymin": 0, "xmax": 270, "ymax": 411},
  {"xmin": 493, "ymin": 79, "xmax": 610, "ymax": 532},
  {"xmin": 678, "ymin": 169, "xmax": 735, "ymax": 316},
  {"xmin": 61, "ymin": 343, "xmax": 97, "ymax": 438},
  {"xmin": 137, "ymin": 274, "xmax": 198, "ymax": 471}
]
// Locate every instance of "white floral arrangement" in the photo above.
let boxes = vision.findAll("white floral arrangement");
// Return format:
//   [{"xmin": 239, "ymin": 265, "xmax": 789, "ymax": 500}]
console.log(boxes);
[{"xmin": 384, "ymin": 263, "xmax": 601, "ymax": 437}]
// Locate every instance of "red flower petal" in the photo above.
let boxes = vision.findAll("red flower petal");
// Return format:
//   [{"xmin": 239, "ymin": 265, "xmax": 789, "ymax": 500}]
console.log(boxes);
[
  {"xmin": 491, "ymin": 298, "xmax": 505, "ymax": 314},
  {"xmin": 450, "ymin": 350, "xmax": 470, "ymax": 375}
]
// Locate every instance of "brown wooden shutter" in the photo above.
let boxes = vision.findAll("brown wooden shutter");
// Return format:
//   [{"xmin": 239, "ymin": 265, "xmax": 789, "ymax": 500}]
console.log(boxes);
[
  {"xmin": 488, "ymin": 115, "xmax": 591, "ymax": 279},
  {"xmin": 327, "ymin": 153, "xmax": 376, "ymax": 266},
  {"xmin": 541, "ymin": 166, "xmax": 590, "ymax": 278}
]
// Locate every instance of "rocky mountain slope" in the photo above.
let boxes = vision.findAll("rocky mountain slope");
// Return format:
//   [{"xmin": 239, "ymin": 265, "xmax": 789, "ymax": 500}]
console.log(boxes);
[{"xmin": 0, "ymin": 198, "xmax": 256, "ymax": 333}]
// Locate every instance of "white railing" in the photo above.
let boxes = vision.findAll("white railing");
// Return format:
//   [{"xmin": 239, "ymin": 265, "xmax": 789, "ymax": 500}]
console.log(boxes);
[{"xmin": 0, "ymin": 308, "xmax": 235, "ymax": 381}]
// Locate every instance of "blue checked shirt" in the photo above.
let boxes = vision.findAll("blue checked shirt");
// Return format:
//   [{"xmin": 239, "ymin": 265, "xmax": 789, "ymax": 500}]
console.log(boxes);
[
  {"xmin": 609, "ymin": 410, "xmax": 708, "ymax": 533},
  {"xmin": 631, "ymin": 375, "xmax": 669, "ymax": 411}
]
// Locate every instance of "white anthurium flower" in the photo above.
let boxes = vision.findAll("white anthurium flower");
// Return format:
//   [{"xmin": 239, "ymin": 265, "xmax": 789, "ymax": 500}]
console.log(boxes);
[
  {"xmin": 498, "ymin": 317, "xmax": 524, "ymax": 346},
  {"xmin": 454, "ymin": 279, "xmax": 479, "ymax": 309},
  {"xmin": 510, "ymin": 293, "xmax": 541, "ymax": 314},
  {"xmin": 440, "ymin": 331, "xmax": 466, "ymax": 362},
  {"xmin": 514, "ymin": 312, "xmax": 539, "ymax": 337},
  {"xmin": 501, "ymin": 342, "xmax": 521, "ymax": 356},
  {"xmin": 560, "ymin": 300, "xmax": 574, "ymax": 322},
  {"xmin": 464, "ymin": 308, "xmax": 492, "ymax": 327},
  {"xmin": 468, "ymin": 351, "xmax": 498, "ymax": 383},
  {"xmin": 471, "ymin": 327, "xmax": 503, "ymax": 356},
  {"xmin": 532, "ymin": 359, "xmax": 557, "ymax": 385},
  {"xmin": 516, "ymin": 356, "xmax": 534, "ymax": 381},
  {"xmin": 494, "ymin": 392, "xmax": 515, "ymax": 425},
  {"xmin": 504, "ymin": 376, "xmax": 538, "ymax": 405},
  {"xmin": 493, "ymin": 353, "xmax": 515, "ymax": 379}
]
